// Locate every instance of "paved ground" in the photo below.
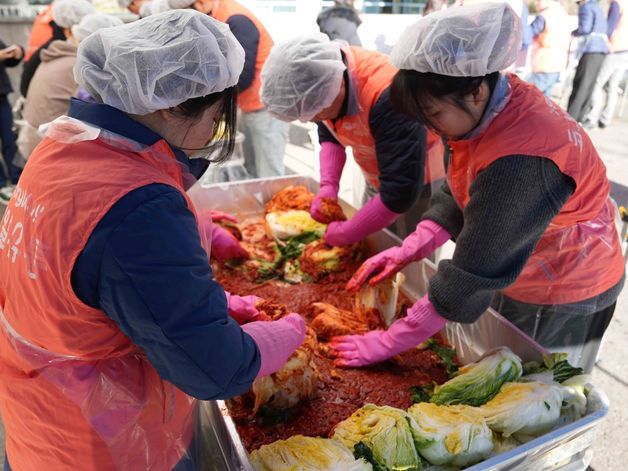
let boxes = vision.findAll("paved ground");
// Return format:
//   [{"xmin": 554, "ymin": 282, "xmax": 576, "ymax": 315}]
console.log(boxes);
[
  {"xmin": 0, "ymin": 113, "xmax": 625, "ymax": 469},
  {"xmin": 585, "ymin": 116, "xmax": 628, "ymax": 471}
]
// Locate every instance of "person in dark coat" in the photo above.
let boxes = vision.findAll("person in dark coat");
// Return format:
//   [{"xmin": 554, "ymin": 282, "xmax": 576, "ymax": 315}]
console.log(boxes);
[{"xmin": 0, "ymin": 39, "xmax": 24, "ymax": 197}]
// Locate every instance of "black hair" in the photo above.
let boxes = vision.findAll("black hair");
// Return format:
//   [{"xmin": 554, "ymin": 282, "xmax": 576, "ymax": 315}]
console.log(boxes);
[
  {"xmin": 390, "ymin": 70, "xmax": 499, "ymax": 131},
  {"xmin": 50, "ymin": 21, "xmax": 67, "ymax": 41},
  {"xmin": 171, "ymin": 85, "xmax": 238, "ymax": 164}
]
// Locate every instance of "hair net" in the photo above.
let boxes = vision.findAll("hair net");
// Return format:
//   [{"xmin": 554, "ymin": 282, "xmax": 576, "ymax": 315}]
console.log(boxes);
[
  {"xmin": 260, "ymin": 34, "xmax": 346, "ymax": 122},
  {"xmin": 117, "ymin": 0, "xmax": 132, "ymax": 7},
  {"xmin": 390, "ymin": 3, "xmax": 522, "ymax": 77},
  {"xmin": 139, "ymin": 0, "xmax": 195, "ymax": 17},
  {"xmin": 74, "ymin": 9, "xmax": 244, "ymax": 115},
  {"xmin": 71, "ymin": 14, "xmax": 124, "ymax": 42},
  {"xmin": 51, "ymin": 0, "xmax": 97, "ymax": 29}
]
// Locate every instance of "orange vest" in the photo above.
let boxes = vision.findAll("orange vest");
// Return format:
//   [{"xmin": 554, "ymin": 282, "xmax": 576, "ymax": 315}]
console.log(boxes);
[
  {"xmin": 210, "ymin": 0, "xmax": 273, "ymax": 112},
  {"xmin": 323, "ymin": 46, "xmax": 445, "ymax": 190},
  {"xmin": 25, "ymin": 5, "xmax": 53, "ymax": 62},
  {"xmin": 0, "ymin": 118, "xmax": 196, "ymax": 470},
  {"xmin": 448, "ymin": 75, "xmax": 625, "ymax": 305},
  {"xmin": 532, "ymin": 1, "xmax": 571, "ymax": 73},
  {"xmin": 610, "ymin": 0, "xmax": 628, "ymax": 52}
]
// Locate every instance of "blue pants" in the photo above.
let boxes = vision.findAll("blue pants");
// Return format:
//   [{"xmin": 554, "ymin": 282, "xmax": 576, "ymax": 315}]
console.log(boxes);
[
  {"xmin": 527, "ymin": 72, "xmax": 560, "ymax": 97},
  {"xmin": 0, "ymin": 95, "xmax": 20, "ymax": 185}
]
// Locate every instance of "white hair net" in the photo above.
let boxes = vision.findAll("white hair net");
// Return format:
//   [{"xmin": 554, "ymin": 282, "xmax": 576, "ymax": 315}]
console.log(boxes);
[
  {"xmin": 117, "ymin": 0, "xmax": 132, "ymax": 8},
  {"xmin": 71, "ymin": 14, "xmax": 124, "ymax": 42},
  {"xmin": 139, "ymin": 0, "xmax": 195, "ymax": 17},
  {"xmin": 74, "ymin": 9, "xmax": 245, "ymax": 115},
  {"xmin": 52, "ymin": 0, "xmax": 97, "ymax": 29},
  {"xmin": 390, "ymin": 3, "xmax": 522, "ymax": 77},
  {"xmin": 260, "ymin": 34, "xmax": 346, "ymax": 122}
]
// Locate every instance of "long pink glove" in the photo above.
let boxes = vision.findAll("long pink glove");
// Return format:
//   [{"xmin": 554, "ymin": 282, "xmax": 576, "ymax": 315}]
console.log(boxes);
[
  {"xmin": 310, "ymin": 142, "xmax": 347, "ymax": 222},
  {"xmin": 242, "ymin": 314, "xmax": 306, "ymax": 377},
  {"xmin": 324, "ymin": 194, "xmax": 400, "ymax": 247},
  {"xmin": 211, "ymin": 225, "xmax": 249, "ymax": 262},
  {"xmin": 329, "ymin": 295, "xmax": 446, "ymax": 367},
  {"xmin": 225, "ymin": 292, "xmax": 261, "ymax": 324},
  {"xmin": 198, "ymin": 210, "xmax": 249, "ymax": 262},
  {"xmin": 347, "ymin": 219, "xmax": 451, "ymax": 291}
]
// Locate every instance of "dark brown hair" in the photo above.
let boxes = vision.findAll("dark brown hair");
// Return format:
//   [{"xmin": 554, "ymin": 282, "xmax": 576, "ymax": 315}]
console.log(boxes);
[
  {"xmin": 390, "ymin": 70, "xmax": 499, "ymax": 130},
  {"xmin": 172, "ymin": 85, "xmax": 238, "ymax": 164}
]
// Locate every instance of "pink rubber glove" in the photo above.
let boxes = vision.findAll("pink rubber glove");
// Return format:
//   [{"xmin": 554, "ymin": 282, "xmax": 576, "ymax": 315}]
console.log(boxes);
[
  {"xmin": 324, "ymin": 194, "xmax": 400, "ymax": 247},
  {"xmin": 242, "ymin": 314, "xmax": 307, "ymax": 377},
  {"xmin": 329, "ymin": 295, "xmax": 446, "ymax": 367},
  {"xmin": 225, "ymin": 292, "xmax": 262, "ymax": 324},
  {"xmin": 211, "ymin": 225, "xmax": 249, "ymax": 262},
  {"xmin": 311, "ymin": 142, "xmax": 347, "ymax": 222},
  {"xmin": 347, "ymin": 219, "xmax": 451, "ymax": 291},
  {"xmin": 207, "ymin": 210, "xmax": 237, "ymax": 224}
]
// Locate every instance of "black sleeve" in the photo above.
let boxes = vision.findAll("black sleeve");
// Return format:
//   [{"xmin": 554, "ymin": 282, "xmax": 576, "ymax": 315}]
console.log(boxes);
[
  {"xmin": 2, "ymin": 45, "xmax": 24, "ymax": 68},
  {"xmin": 428, "ymin": 156, "xmax": 576, "ymax": 323},
  {"xmin": 226, "ymin": 15, "xmax": 260, "ymax": 93},
  {"xmin": 369, "ymin": 88, "xmax": 426, "ymax": 213},
  {"xmin": 421, "ymin": 180, "xmax": 465, "ymax": 238},
  {"xmin": 317, "ymin": 122, "xmax": 342, "ymax": 145},
  {"xmin": 20, "ymin": 46, "xmax": 45, "ymax": 97}
]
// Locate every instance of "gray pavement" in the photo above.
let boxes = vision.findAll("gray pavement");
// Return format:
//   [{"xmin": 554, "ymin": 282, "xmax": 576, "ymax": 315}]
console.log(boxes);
[{"xmin": 585, "ymin": 115, "xmax": 628, "ymax": 471}]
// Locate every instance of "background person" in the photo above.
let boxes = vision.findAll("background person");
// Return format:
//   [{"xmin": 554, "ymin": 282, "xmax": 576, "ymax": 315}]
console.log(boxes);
[
  {"xmin": 526, "ymin": 0, "xmax": 571, "ymax": 96},
  {"xmin": 567, "ymin": 0, "xmax": 609, "ymax": 122},
  {"xmin": 17, "ymin": 14, "xmax": 124, "ymax": 162},
  {"xmin": 0, "ymin": 41, "xmax": 24, "ymax": 202},
  {"xmin": 19, "ymin": 0, "xmax": 96, "ymax": 98},
  {"xmin": 584, "ymin": 0, "xmax": 628, "ymax": 128}
]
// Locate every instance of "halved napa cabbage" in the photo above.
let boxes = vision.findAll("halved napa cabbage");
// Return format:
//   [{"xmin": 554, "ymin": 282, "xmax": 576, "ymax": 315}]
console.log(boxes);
[
  {"xmin": 407, "ymin": 403, "xmax": 493, "ymax": 467},
  {"xmin": 430, "ymin": 347, "xmax": 522, "ymax": 407},
  {"xmin": 480, "ymin": 381, "xmax": 563, "ymax": 438},
  {"xmin": 265, "ymin": 210, "xmax": 326, "ymax": 240},
  {"xmin": 332, "ymin": 404, "xmax": 422, "ymax": 471},
  {"xmin": 249, "ymin": 435, "xmax": 373, "ymax": 471}
]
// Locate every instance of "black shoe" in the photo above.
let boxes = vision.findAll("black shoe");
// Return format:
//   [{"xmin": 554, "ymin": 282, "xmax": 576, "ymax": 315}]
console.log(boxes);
[{"xmin": 598, "ymin": 121, "xmax": 607, "ymax": 129}]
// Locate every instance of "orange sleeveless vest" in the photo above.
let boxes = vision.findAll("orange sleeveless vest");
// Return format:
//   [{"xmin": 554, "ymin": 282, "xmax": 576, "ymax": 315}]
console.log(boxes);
[
  {"xmin": 25, "ymin": 5, "xmax": 53, "ymax": 62},
  {"xmin": 323, "ymin": 46, "xmax": 445, "ymax": 190},
  {"xmin": 0, "ymin": 118, "xmax": 196, "ymax": 470},
  {"xmin": 448, "ymin": 75, "xmax": 625, "ymax": 305},
  {"xmin": 210, "ymin": 0, "xmax": 273, "ymax": 112}
]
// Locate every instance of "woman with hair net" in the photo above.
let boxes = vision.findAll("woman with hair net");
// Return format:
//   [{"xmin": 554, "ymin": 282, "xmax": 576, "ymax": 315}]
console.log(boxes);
[
  {"xmin": 333, "ymin": 3, "xmax": 625, "ymax": 373},
  {"xmin": 0, "ymin": 10, "xmax": 305, "ymax": 471},
  {"xmin": 261, "ymin": 34, "xmax": 446, "ymax": 246},
  {"xmin": 20, "ymin": 0, "xmax": 96, "ymax": 97},
  {"xmin": 18, "ymin": 14, "xmax": 124, "ymax": 161}
]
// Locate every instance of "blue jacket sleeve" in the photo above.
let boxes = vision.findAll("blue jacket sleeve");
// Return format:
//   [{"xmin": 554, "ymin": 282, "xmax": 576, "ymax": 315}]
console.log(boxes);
[
  {"xmin": 607, "ymin": 1, "xmax": 621, "ymax": 38},
  {"xmin": 520, "ymin": 6, "xmax": 533, "ymax": 48},
  {"xmin": 529, "ymin": 15, "xmax": 546, "ymax": 39},
  {"xmin": 574, "ymin": 4, "xmax": 594, "ymax": 36},
  {"xmin": 369, "ymin": 88, "xmax": 425, "ymax": 213},
  {"xmin": 226, "ymin": 15, "xmax": 260, "ymax": 93},
  {"xmin": 72, "ymin": 184, "xmax": 260, "ymax": 400}
]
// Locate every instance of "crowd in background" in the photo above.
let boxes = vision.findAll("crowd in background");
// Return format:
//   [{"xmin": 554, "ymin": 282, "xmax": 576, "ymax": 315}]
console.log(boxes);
[{"xmin": 0, "ymin": 0, "xmax": 627, "ymax": 203}]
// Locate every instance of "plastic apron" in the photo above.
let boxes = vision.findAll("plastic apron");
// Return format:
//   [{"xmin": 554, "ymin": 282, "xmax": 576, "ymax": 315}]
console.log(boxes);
[
  {"xmin": 0, "ymin": 116, "xmax": 218, "ymax": 470},
  {"xmin": 447, "ymin": 76, "xmax": 625, "ymax": 371}
]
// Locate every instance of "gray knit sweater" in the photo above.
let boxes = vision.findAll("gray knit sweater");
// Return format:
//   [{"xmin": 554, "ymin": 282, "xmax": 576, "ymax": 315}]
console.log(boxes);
[{"xmin": 423, "ymin": 155, "xmax": 580, "ymax": 324}]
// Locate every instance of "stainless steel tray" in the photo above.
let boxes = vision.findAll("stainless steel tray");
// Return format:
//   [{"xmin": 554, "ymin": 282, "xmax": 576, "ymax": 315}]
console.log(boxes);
[{"xmin": 195, "ymin": 175, "xmax": 608, "ymax": 471}]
